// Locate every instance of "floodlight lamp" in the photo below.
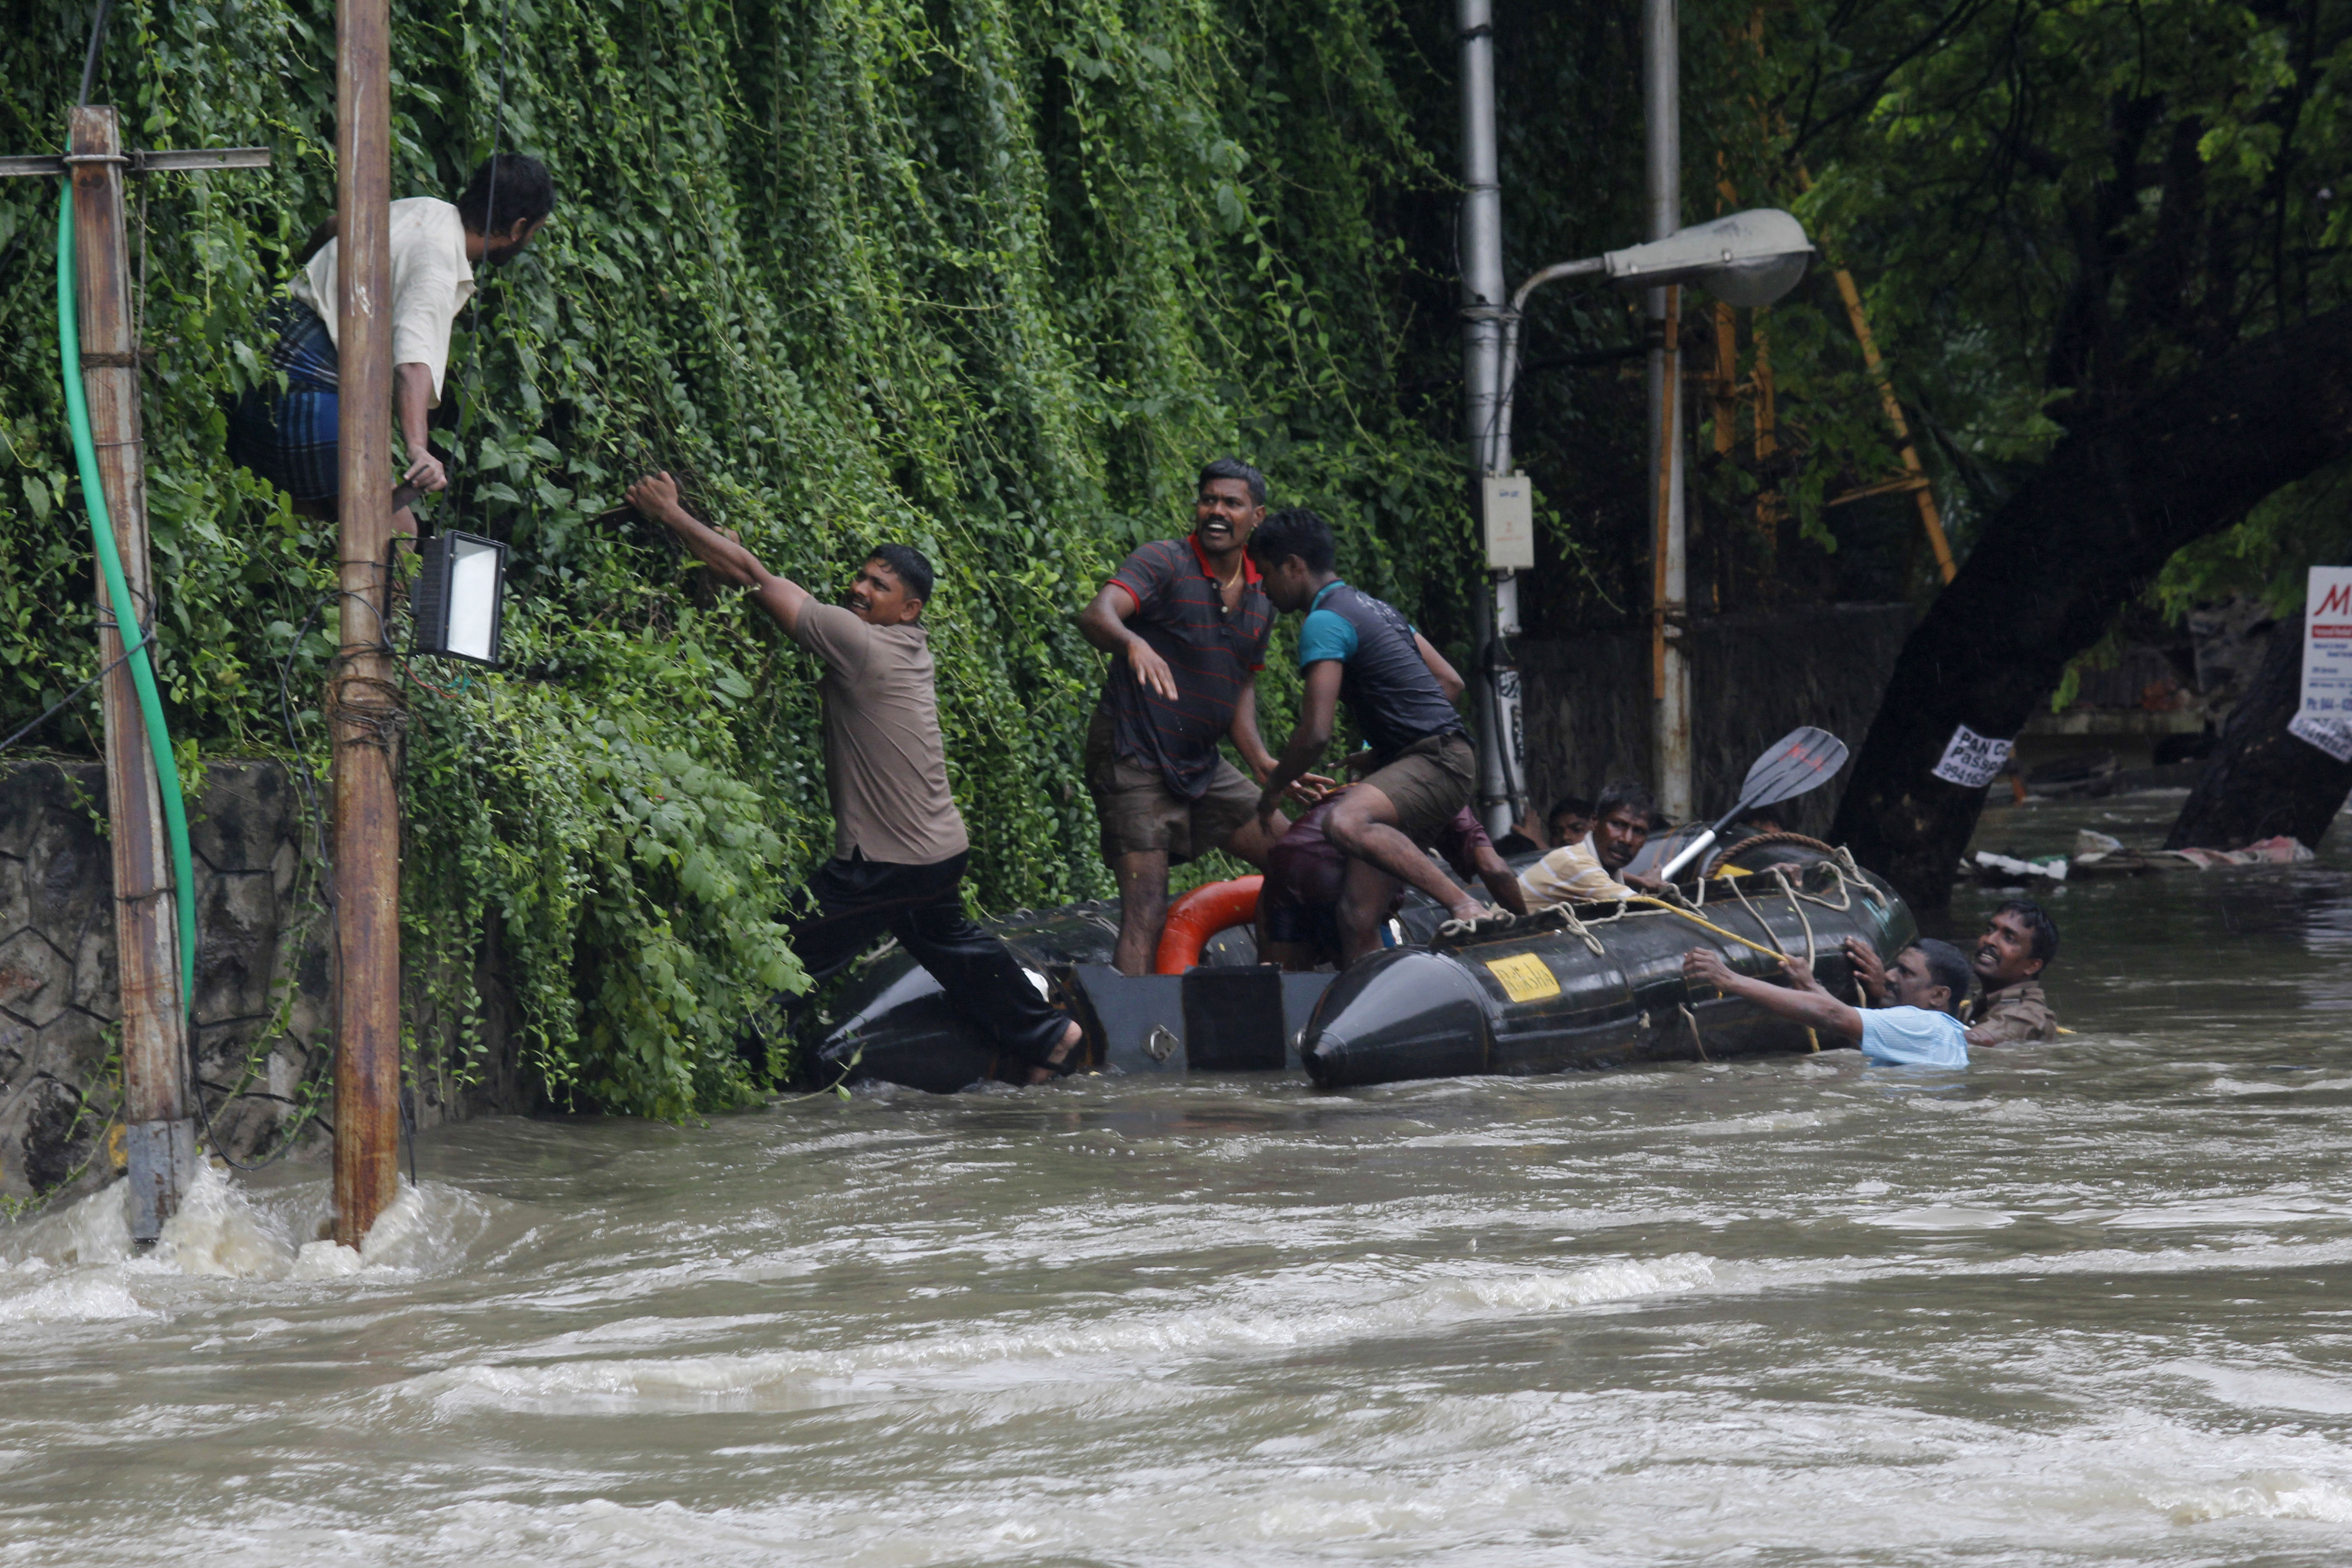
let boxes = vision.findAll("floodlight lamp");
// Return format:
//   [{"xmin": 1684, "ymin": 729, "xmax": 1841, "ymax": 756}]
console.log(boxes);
[
  {"xmin": 412, "ymin": 530, "xmax": 509, "ymax": 666},
  {"xmin": 1602, "ymin": 208, "xmax": 1813, "ymax": 307}
]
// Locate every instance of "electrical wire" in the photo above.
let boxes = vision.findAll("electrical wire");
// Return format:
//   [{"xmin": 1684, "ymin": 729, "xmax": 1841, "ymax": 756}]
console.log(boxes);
[
  {"xmin": 195, "ymin": 583, "xmax": 416, "ymax": 1171},
  {"xmin": 189, "ymin": 577, "xmax": 419, "ymax": 1176},
  {"xmin": 0, "ymin": 635, "xmax": 141, "ymax": 757},
  {"xmin": 76, "ymin": 0, "xmax": 113, "ymax": 107},
  {"xmin": 56, "ymin": 185, "xmax": 198, "ymax": 1012}
]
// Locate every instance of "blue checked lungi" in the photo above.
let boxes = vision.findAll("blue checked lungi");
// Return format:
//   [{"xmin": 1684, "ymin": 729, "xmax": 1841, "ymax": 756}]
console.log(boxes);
[{"xmin": 228, "ymin": 299, "xmax": 343, "ymax": 501}]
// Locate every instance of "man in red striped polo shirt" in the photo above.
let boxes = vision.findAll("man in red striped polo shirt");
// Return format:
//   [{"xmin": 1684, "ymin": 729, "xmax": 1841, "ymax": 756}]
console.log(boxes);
[{"xmin": 1077, "ymin": 459, "xmax": 1318, "ymax": 974}]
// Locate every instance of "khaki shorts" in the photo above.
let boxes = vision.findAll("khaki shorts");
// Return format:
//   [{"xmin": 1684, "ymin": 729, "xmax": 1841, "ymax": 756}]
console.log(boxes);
[
  {"xmin": 1359, "ymin": 732, "xmax": 1476, "ymax": 846},
  {"xmin": 1084, "ymin": 707, "xmax": 1261, "ymax": 864}
]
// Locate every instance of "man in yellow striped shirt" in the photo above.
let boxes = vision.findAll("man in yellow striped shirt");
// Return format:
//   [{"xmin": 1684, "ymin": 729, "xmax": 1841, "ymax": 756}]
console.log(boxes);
[{"xmin": 1517, "ymin": 781, "xmax": 1664, "ymax": 907}]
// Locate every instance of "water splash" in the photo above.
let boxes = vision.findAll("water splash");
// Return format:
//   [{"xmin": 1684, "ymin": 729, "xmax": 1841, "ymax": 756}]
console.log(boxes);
[{"xmin": 156, "ymin": 1162, "xmax": 297, "ymax": 1279}]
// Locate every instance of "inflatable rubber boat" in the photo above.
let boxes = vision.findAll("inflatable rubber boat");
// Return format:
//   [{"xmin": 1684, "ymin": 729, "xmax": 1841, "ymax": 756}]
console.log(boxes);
[
  {"xmin": 803, "ymin": 835, "xmax": 1911, "ymax": 1093},
  {"xmin": 1299, "ymin": 839, "xmax": 1911, "ymax": 1087}
]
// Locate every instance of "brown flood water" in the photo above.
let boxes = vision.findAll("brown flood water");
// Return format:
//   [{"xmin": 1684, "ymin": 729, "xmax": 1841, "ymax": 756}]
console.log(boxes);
[{"xmin": 5, "ymin": 790, "xmax": 2352, "ymax": 1565}]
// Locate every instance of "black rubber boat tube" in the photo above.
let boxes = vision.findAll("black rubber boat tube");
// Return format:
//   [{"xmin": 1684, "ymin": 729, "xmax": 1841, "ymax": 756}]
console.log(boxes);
[{"xmin": 1301, "ymin": 858, "xmax": 1914, "ymax": 1088}]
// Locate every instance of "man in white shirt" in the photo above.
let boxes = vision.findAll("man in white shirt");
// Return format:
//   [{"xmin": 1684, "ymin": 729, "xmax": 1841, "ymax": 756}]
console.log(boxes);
[
  {"xmin": 1517, "ymin": 780, "xmax": 1664, "ymax": 907},
  {"xmin": 230, "ymin": 154, "xmax": 554, "ymax": 534},
  {"xmin": 1681, "ymin": 937, "xmax": 1972, "ymax": 1068}
]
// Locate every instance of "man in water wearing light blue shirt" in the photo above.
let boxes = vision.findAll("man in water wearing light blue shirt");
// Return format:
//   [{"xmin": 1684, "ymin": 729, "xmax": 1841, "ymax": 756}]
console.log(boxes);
[{"xmin": 1680, "ymin": 937, "xmax": 1971, "ymax": 1068}]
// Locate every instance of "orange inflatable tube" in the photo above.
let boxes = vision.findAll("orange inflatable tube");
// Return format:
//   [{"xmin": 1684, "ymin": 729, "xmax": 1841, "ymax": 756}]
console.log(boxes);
[{"xmin": 1154, "ymin": 876, "xmax": 1263, "ymax": 975}]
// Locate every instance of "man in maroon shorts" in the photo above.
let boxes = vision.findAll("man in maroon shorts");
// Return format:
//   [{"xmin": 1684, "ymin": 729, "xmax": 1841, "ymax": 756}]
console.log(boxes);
[{"xmin": 1258, "ymin": 790, "xmax": 1528, "ymax": 970}]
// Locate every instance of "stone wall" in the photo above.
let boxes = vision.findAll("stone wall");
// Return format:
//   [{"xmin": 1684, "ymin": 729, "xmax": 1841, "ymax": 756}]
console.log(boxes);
[
  {"xmin": 0, "ymin": 759, "xmax": 517, "ymax": 1204},
  {"xmin": 1516, "ymin": 603, "xmax": 1916, "ymax": 837}
]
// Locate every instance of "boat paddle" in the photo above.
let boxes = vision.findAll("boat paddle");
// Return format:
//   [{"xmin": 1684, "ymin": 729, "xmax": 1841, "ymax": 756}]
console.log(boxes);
[{"xmin": 1656, "ymin": 726, "xmax": 1849, "ymax": 883}]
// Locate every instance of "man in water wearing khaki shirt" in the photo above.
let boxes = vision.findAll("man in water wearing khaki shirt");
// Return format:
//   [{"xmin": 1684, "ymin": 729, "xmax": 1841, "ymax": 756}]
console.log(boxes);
[
  {"xmin": 625, "ymin": 473, "xmax": 1082, "ymax": 1083},
  {"xmin": 1963, "ymin": 899, "xmax": 2060, "ymax": 1046}
]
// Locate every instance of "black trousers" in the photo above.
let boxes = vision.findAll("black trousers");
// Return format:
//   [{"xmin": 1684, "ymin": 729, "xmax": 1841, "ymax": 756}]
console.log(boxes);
[{"xmin": 779, "ymin": 850, "xmax": 1068, "ymax": 1064}]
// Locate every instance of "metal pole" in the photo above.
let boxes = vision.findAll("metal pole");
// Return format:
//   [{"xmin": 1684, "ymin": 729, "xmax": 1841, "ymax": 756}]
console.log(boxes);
[
  {"xmin": 332, "ymin": 0, "xmax": 402, "ymax": 1248},
  {"xmin": 1827, "ymin": 265, "xmax": 1956, "ymax": 582},
  {"xmin": 1644, "ymin": 0, "xmax": 1693, "ymax": 821},
  {"xmin": 1459, "ymin": 0, "xmax": 1526, "ymax": 837},
  {"xmin": 69, "ymin": 105, "xmax": 193, "ymax": 1245}
]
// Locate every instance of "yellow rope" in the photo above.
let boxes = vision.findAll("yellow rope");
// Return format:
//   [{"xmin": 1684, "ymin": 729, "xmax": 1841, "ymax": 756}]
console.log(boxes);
[{"xmin": 1628, "ymin": 896, "xmax": 1796, "ymax": 962}]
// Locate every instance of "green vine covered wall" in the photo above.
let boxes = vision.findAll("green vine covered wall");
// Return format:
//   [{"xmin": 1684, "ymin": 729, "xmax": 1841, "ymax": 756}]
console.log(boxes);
[{"xmin": 0, "ymin": 0, "xmax": 1472, "ymax": 1115}]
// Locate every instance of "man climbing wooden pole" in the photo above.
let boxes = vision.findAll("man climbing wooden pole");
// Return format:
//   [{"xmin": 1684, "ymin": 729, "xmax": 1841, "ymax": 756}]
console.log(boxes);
[
  {"xmin": 68, "ymin": 105, "xmax": 192, "ymax": 1245},
  {"xmin": 331, "ymin": 0, "xmax": 402, "ymax": 1248}
]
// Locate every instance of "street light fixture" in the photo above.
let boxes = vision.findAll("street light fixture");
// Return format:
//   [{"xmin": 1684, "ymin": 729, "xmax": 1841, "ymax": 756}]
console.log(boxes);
[
  {"xmin": 1465, "ymin": 206, "xmax": 1810, "ymax": 833},
  {"xmin": 1494, "ymin": 209, "xmax": 1813, "ymax": 433},
  {"xmin": 1602, "ymin": 208, "xmax": 1814, "ymax": 304},
  {"xmin": 1452, "ymin": 1, "xmax": 1812, "ymax": 839}
]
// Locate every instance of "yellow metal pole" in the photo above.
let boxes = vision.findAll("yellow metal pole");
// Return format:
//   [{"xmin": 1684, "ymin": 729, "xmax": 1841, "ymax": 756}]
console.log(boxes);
[{"xmin": 1827, "ymin": 265, "xmax": 1956, "ymax": 583}]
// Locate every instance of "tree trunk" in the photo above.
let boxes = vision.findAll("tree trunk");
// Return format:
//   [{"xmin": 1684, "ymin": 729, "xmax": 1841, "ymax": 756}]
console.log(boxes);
[
  {"xmin": 1831, "ymin": 306, "xmax": 2352, "ymax": 910},
  {"xmin": 2165, "ymin": 607, "xmax": 2352, "ymax": 850}
]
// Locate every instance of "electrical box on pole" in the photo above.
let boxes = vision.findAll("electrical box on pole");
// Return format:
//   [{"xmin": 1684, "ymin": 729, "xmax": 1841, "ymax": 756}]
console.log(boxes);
[{"xmin": 1480, "ymin": 473, "xmax": 1535, "ymax": 572}]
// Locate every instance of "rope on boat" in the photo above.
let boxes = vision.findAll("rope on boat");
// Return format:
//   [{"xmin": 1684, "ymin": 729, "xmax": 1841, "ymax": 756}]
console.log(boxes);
[
  {"xmin": 1554, "ymin": 905, "xmax": 1608, "ymax": 956},
  {"xmin": 1720, "ymin": 867, "xmax": 1790, "ymax": 961},
  {"xmin": 1446, "ymin": 848, "xmax": 1878, "ymax": 979},
  {"xmin": 1627, "ymin": 897, "xmax": 1795, "ymax": 962},
  {"xmin": 1773, "ymin": 865, "xmax": 1819, "ymax": 969},
  {"xmin": 1703, "ymin": 832, "xmax": 1836, "ymax": 878},
  {"xmin": 1679, "ymin": 1003, "xmax": 1710, "ymax": 1061}
]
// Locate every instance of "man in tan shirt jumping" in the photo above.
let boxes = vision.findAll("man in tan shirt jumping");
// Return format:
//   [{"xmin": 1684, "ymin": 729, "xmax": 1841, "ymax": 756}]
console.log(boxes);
[{"xmin": 626, "ymin": 473, "xmax": 1082, "ymax": 1084}]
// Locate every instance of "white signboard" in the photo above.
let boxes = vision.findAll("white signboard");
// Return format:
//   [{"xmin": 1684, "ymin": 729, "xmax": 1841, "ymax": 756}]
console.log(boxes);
[
  {"xmin": 2292, "ymin": 566, "xmax": 2352, "ymax": 763},
  {"xmin": 1481, "ymin": 473, "xmax": 1535, "ymax": 571},
  {"xmin": 1931, "ymin": 722, "xmax": 2014, "ymax": 789}
]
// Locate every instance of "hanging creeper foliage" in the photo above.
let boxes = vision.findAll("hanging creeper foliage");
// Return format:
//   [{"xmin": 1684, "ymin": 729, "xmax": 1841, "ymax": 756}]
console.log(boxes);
[{"xmin": 0, "ymin": 0, "xmax": 1469, "ymax": 1115}]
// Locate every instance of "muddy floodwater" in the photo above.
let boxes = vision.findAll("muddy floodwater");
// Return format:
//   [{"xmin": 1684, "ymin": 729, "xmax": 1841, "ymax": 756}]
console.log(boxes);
[{"xmin": 7, "ymin": 793, "xmax": 2352, "ymax": 1565}]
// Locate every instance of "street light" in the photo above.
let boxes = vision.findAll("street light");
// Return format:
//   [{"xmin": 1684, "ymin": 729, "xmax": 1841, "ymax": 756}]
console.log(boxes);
[
  {"xmin": 1452, "ymin": 0, "xmax": 1812, "ymax": 839},
  {"xmin": 1494, "ymin": 209, "xmax": 1813, "ymax": 435},
  {"xmin": 1469, "ymin": 207, "xmax": 1810, "ymax": 833},
  {"xmin": 1604, "ymin": 208, "xmax": 1814, "ymax": 304}
]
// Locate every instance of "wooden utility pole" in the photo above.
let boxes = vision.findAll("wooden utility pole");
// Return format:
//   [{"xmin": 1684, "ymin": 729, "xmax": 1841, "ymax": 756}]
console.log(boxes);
[
  {"xmin": 69, "ymin": 107, "xmax": 192, "ymax": 1244},
  {"xmin": 5, "ymin": 128, "xmax": 269, "ymax": 1240},
  {"xmin": 331, "ymin": 0, "xmax": 402, "ymax": 1248}
]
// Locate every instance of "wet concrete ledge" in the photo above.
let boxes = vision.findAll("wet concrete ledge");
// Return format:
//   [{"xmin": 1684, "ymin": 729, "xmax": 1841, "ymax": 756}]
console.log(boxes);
[{"xmin": 0, "ymin": 758, "xmax": 525, "ymax": 1205}]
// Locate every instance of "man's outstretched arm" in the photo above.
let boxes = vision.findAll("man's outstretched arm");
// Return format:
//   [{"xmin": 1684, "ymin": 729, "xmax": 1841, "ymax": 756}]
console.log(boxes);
[
  {"xmin": 627, "ymin": 471, "xmax": 812, "ymax": 634},
  {"xmin": 1681, "ymin": 947, "xmax": 1864, "ymax": 1043},
  {"xmin": 1256, "ymin": 660, "xmax": 1343, "ymax": 833}
]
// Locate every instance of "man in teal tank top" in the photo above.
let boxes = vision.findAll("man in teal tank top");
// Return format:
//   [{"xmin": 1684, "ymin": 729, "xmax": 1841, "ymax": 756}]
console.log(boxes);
[{"xmin": 1247, "ymin": 509, "xmax": 1490, "ymax": 962}]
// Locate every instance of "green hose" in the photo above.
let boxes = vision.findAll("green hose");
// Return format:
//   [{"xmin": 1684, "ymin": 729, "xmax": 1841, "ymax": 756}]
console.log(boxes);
[{"xmin": 55, "ymin": 185, "xmax": 198, "ymax": 1014}]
